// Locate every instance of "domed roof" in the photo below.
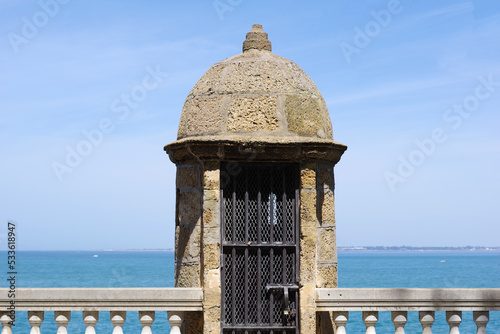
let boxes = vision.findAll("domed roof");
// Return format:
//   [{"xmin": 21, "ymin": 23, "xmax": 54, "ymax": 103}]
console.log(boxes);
[{"xmin": 176, "ymin": 24, "xmax": 335, "ymax": 142}]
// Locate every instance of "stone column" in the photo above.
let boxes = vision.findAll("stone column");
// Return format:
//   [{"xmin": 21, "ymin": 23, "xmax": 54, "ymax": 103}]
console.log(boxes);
[
  {"xmin": 316, "ymin": 163, "xmax": 337, "ymax": 333},
  {"xmin": 174, "ymin": 161, "xmax": 203, "ymax": 333},
  {"xmin": 300, "ymin": 161, "xmax": 339, "ymax": 333},
  {"xmin": 201, "ymin": 160, "xmax": 221, "ymax": 334},
  {"xmin": 299, "ymin": 162, "xmax": 318, "ymax": 333}
]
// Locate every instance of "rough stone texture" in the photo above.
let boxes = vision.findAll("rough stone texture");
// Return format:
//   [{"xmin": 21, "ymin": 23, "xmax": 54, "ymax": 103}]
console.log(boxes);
[
  {"xmin": 173, "ymin": 161, "xmax": 222, "ymax": 334},
  {"xmin": 220, "ymin": 61, "xmax": 292, "ymax": 93},
  {"xmin": 317, "ymin": 265, "xmax": 338, "ymax": 288},
  {"xmin": 301, "ymin": 166, "xmax": 316, "ymax": 188},
  {"xmin": 175, "ymin": 220, "xmax": 201, "ymax": 286},
  {"xmin": 318, "ymin": 164, "xmax": 333, "ymax": 186},
  {"xmin": 178, "ymin": 192, "xmax": 202, "ymax": 225},
  {"xmin": 319, "ymin": 191, "xmax": 335, "ymax": 226},
  {"xmin": 285, "ymin": 94, "xmax": 325, "ymax": 137},
  {"xmin": 317, "ymin": 312, "xmax": 335, "ymax": 334},
  {"xmin": 176, "ymin": 166, "xmax": 198, "ymax": 188},
  {"xmin": 176, "ymin": 223, "xmax": 200, "ymax": 262},
  {"xmin": 175, "ymin": 180, "xmax": 202, "ymax": 285},
  {"xmin": 228, "ymin": 96, "xmax": 279, "ymax": 132},
  {"xmin": 318, "ymin": 228, "xmax": 336, "ymax": 262},
  {"xmin": 167, "ymin": 137, "xmax": 346, "ymax": 166},
  {"xmin": 174, "ymin": 163, "xmax": 203, "ymax": 334},
  {"xmin": 191, "ymin": 98, "xmax": 224, "ymax": 132},
  {"xmin": 315, "ymin": 164, "xmax": 338, "ymax": 332},
  {"xmin": 299, "ymin": 163, "xmax": 318, "ymax": 332},
  {"xmin": 243, "ymin": 24, "xmax": 272, "ymax": 52},
  {"xmin": 300, "ymin": 285, "xmax": 318, "ymax": 334},
  {"xmin": 300, "ymin": 189, "xmax": 317, "ymax": 227},
  {"xmin": 203, "ymin": 169, "xmax": 220, "ymax": 190},
  {"xmin": 318, "ymin": 98, "xmax": 334, "ymax": 141},
  {"xmin": 316, "ymin": 164, "xmax": 337, "ymax": 289},
  {"xmin": 189, "ymin": 64, "xmax": 225, "ymax": 96},
  {"xmin": 175, "ymin": 262, "xmax": 201, "ymax": 287},
  {"xmin": 203, "ymin": 269, "xmax": 221, "ymax": 333},
  {"xmin": 201, "ymin": 161, "xmax": 221, "ymax": 334},
  {"xmin": 183, "ymin": 312, "xmax": 203, "ymax": 334},
  {"xmin": 174, "ymin": 25, "xmax": 336, "ymax": 142},
  {"xmin": 203, "ymin": 242, "xmax": 220, "ymax": 271},
  {"xmin": 299, "ymin": 162, "xmax": 339, "ymax": 332},
  {"xmin": 317, "ymin": 167, "xmax": 334, "ymax": 213},
  {"xmin": 178, "ymin": 97, "xmax": 224, "ymax": 138}
]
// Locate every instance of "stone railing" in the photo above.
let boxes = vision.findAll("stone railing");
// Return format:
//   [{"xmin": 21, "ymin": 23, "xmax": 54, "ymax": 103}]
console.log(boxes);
[
  {"xmin": 316, "ymin": 288, "xmax": 500, "ymax": 334},
  {"xmin": 2, "ymin": 287, "xmax": 499, "ymax": 333},
  {"xmin": 0, "ymin": 288, "xmax": 202, "ymax": 334}
]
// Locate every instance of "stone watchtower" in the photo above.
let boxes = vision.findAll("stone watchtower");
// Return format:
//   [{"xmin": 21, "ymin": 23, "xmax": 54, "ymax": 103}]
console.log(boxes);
[{"xmin": 165, "ymin": 24, "xmax": 346, "ymax": 333}]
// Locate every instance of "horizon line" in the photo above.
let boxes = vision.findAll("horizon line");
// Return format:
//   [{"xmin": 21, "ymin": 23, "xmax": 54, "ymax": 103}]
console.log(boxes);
[{"xmin": 7, "ymin": 246, "xmax": 500, "ymax": 252}]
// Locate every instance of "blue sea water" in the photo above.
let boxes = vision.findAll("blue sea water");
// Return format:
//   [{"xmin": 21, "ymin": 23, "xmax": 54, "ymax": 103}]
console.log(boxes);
[
  {"xmin": 337, "ymin": 251, "xmax": 500, "ymax": 334},
  {"xmin": 2, "ymin": 250, "xmax": 499, "ymax": 333}
]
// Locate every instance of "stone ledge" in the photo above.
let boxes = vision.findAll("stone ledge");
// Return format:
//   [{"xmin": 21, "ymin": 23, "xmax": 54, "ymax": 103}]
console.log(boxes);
[
  {"xmin": 0, "ymin": 288, "xmax": 203, "ymax": 311},
  {"xmin": 165, "ymin": 136, "xmax": 347, "ymax": 164},
  {"xmin": 316, "ymin": 288, "xmax": 500, "ymax": 311}
]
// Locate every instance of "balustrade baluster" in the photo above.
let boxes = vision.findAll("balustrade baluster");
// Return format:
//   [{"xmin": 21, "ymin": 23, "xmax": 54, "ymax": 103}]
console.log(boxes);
[
  {"xmin": 363, "ymin": 311, "xmax": 378, "ymax": 334},
  {"xmin": 392, "ymin": 311, "xmax": 407, "ymax": 334},
  {"xmin": 139, "ymin": 311, "xmax": 155, "ymax": 334},
  {"xmin": 447, "ymin": 311, "xmax": 462, "ymax": 334},
  {"xmin": 333, "ymin": 311, "xmax": 348, "ymax": 334},
  {"xmin": 0, "ymin": 312, "xmax": 13, "ymax": 334},
  {"xmin": 83, "ymin": 311, "xmax": 99, "ymax": 334},
  {"xmin": 473, "ymin": 311, "xmax": 489, "ymax": 334},
  {"xmin": 419, "ymin": 311, "xmax": 435, "ymax": 334},
  {"xmin": 28, "ymin": 311, "xmax": 44, "ymax": 334},
  {"xmin": 54, "ymin": 311, "xmax": 70, "ymax": 334},
  {"xmin": 167, "ymin": 311, "xmax": 184, "ymax": 334},
  {"xmin": 110, "ymin": 311, "xmax": 127, "ymax": 334}
]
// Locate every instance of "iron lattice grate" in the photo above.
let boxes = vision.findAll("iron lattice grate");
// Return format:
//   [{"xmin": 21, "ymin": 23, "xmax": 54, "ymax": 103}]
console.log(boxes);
[{"xmin": 221, "ymin": 164, "xmax": 299, "ymax": 333}]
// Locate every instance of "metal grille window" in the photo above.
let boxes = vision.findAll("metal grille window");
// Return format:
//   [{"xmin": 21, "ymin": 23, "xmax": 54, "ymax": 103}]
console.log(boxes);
[{"xmin": 221, "ymin": 163, "xmax": 299, "ymax": 334}]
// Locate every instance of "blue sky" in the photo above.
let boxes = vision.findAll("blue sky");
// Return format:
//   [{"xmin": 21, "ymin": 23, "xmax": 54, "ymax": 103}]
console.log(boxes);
[{"xmin": 1, "ymin": 0, "xmax": 499, "ymax": 250}]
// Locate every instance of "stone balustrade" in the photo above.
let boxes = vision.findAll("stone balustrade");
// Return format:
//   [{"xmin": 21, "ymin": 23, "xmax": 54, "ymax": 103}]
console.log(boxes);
[
  {"xmin": 316, "ymin": 288, "xmax": 500, "ymax": 334},
  {"xmin": 0, "ymin": 288, "xmax": 202, "ymax": 334},
  {"xmin": 1, "ymin": 287, "xmax": 499, "ymax": 333}
]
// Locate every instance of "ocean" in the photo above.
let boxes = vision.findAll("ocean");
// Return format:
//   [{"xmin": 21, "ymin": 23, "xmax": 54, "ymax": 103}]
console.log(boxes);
[{"xmin": 3, "ymin": 250, "xmax": 499, "ymax": 333}]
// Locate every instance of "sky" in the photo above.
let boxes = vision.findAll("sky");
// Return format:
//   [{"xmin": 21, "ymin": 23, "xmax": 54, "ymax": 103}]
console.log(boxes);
[{"xmin": 0, "ymin": 0, "xmax": 499, "ymax": 250}]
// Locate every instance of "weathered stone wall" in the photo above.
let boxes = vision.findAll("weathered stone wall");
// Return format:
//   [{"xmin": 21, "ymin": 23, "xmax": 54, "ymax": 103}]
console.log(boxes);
[
  {"xmin": 316, "ymin": 163, "xmax": 337, "ymax": 288},
  {"xmin": 299, "ymin": 162, "xmax": 319, "ymax": 333},
  {"xmin": 316, "ymin": 163, "xmax": 337, "ymax": 334},
  {"xmin": 299, "ymin": 161, "xmax": 338, "ymax": 333},
  {"xmin": 174, "ymin": 163, "xmax": 203, "ymax": 333},
  {"xmin": 201, "ymin": 160, "xmax": 221, "ymax": 334},
  {"xmin": 174, "ymin": 160, "xmax": 222, "ymax": 334},
  {"xmin": 176, "ymin": 30, "xmax": 334, "ymax": 141}
]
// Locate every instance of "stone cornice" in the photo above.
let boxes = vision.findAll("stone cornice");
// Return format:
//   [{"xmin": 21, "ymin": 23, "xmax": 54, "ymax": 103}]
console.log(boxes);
[{"xmin": 164, "ymin": 136, "xmax": 347, "ymax": 165}]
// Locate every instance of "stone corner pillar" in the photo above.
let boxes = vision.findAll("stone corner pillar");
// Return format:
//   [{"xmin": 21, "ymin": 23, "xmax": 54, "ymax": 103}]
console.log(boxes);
[
  {"xmin": 299, "ymin": 162, "xmax": 318, "ymax": 333},
  {"xmin": 299, "ymin": 161, "xmax": 339, "ymax": 333},
  {"xmin": 173, "ymin": 159, "xmax": 204, "ymax": 334},
  {"xmin": 201, "ymin": 160, "xmax": 221, "ymax": 334}
]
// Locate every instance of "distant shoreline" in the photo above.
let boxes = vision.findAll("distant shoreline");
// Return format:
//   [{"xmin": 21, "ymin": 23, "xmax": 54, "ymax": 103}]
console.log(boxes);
[
  {"xmin": 338, "ymin": 246, "xmax": 500, "ymax": 252},
  {"xmin": 11, "ymin": 249, "xmax": 176, "ymax": 252},
  {"xmin": 99, "ymin": 249, "xmax": 175, "ymax": 252},
  {"xmin": 13, "ymin": 247, "xmax": 500, "ymax": 252}
]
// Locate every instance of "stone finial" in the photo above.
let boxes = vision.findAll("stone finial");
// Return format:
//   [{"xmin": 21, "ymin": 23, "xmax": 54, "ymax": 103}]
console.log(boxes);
[{"xmin": 243, "ymin": 24, "xmax": 272, "ymax": 52}]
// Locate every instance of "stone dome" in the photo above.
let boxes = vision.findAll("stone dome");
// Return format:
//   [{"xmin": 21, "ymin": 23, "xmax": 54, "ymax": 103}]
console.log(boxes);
[{"xmin": 176, "ymin": 24, "xmax": 335, "ymax": 142}]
